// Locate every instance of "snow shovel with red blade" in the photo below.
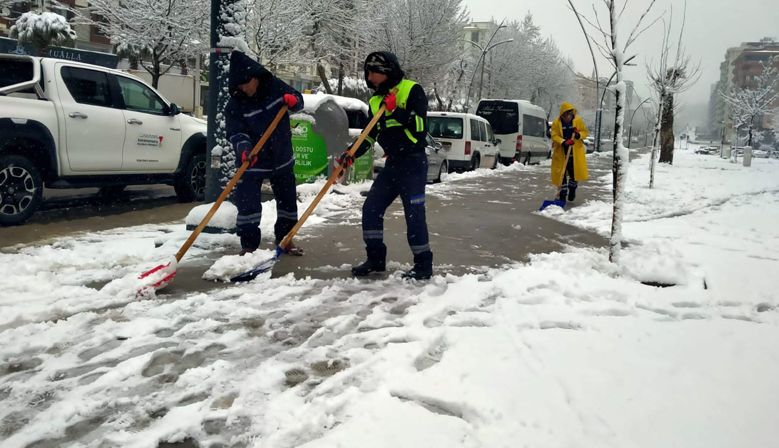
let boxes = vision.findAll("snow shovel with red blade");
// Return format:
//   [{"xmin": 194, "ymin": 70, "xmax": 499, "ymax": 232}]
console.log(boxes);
[
  {"xmin": 137, "ymin": 105, "xmax": 289, "ymax": 293},
  {"xmin": 539, "ymin": 143, "xmax": 573, "ymax": 211},
  {"xmin": 231, "ymin": 104, "xmax": 388, "ymax": 282}
]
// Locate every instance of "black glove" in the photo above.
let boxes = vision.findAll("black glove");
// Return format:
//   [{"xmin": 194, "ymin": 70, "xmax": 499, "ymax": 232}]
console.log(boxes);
[
  {"xmin": 338, "ymin": 151, "xmax": 354, "ymax": 167},
  {"xmin": 573, "ymin": 128, "xmax": 581, "ymax": 140}
]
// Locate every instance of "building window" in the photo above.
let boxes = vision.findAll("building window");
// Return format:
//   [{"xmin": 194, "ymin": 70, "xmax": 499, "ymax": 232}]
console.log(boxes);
[
  {"xmin": 470, "ymin": 31, "xmax": 479, "ymax": 43},
  {"xmin": 92, "ymin": 14, "xmax": 109, "ymax": 38}
]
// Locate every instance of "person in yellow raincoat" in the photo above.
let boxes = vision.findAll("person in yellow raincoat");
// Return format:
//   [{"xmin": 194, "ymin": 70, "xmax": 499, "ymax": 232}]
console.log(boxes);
[{"xmin": 551, "ymin": 102, "xmax": 589, "ymax": 202}]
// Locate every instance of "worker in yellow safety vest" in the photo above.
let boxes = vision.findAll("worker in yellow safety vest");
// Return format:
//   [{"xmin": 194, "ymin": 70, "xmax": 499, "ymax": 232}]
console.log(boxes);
[{"xmin": 339, "ymin": 51, "xmax": 433, "ymax": 280}]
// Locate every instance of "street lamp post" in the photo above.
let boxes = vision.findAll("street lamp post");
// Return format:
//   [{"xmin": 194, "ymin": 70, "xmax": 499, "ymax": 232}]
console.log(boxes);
[
  {"xmin": 566, "ymin": 0, "xmax": 602, "ymax": 162},
  {"xmin": 463, "ymin": 20, "xmax": 513, "ymax": 113},
  {"xmin": 627, "ymin": 96, "xmax": 651, "ymax": 149}
]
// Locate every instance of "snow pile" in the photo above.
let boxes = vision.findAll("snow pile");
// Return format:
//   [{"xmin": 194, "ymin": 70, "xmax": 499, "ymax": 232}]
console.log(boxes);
[
  {"xmin": 185, "ymin": 201, "xmax": 238, "ymax": 230},
  {"xmin": 10, "ymin": 12, "xmax": 77, "ymax": 44},
  {"xmin": 203, "ymin": 249, "xmax": 276, "ymax": 281}
]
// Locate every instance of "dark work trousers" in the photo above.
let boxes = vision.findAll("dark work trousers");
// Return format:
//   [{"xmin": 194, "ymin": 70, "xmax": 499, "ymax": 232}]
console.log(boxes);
[
  {"xmin": 235, "ymin": 169, "xmax": 298, "ymax": 250},
  {"xmin": 560, "ymin": 153, "xmax": 578, "ymax": 200},
  {"xmin": 362, "ymin": 152, "xmax": 431, "ymax": 262}
]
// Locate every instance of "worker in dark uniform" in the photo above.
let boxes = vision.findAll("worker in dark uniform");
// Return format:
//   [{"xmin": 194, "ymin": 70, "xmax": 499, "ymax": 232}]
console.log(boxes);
[
  {"xmin": 225, "ymin": 51, "xmax": 305, "ymax": 256},
  {"xmin": 340, "ymin": 51, "xmax": 433, "ymax": 280}
]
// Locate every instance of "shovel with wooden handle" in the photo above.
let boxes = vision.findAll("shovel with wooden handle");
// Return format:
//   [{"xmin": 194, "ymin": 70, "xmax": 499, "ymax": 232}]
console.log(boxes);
[
  {"xmin": 539, "ymin": 142, "xmax": 573, "ymax": 211},
  {"xmin": 137, "ymin": 105, "xmax": 289, "ymax": 293}
]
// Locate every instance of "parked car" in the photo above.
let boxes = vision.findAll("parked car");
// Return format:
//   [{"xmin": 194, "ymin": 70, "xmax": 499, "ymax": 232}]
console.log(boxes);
[
  {"xmin": 475, "ymin": 99, "xmax": 550, "ymax": 165},
  {"xmin": 373, "ymin": 133, "xmax": 448, "ymax": 183},
  {"xmin": 583, "ymin": 136, "xmax": 595, "ymax": 153},
  {"xmin": 426, "ymin": 112, "xmax": 500, "ymax": 171},
  {"xmin": 0, "ymin": 54, "xmax": 207, "ymax": 225}
]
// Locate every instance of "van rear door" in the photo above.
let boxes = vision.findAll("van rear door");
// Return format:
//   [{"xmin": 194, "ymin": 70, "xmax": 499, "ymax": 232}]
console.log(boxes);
[{"xmin": 475, "ymin": 100, "xmax": 519, "ymax": 161}]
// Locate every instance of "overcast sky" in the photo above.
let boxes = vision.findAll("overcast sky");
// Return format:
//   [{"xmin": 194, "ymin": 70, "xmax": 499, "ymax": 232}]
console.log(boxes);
[{"xmin": 464, "ymin": 0, "xmax": 779, "ymax": 110}]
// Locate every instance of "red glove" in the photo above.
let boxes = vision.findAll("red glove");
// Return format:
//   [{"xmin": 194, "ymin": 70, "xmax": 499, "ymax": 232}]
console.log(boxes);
[
  {"xmin": 564, "ymin": 139, "xmax": 575, "ymax": 147},
  {"xmin": 338, "ymin": 151, "xmax": 354, "ymax": 167},
  {"xmin": 337, "ymin": 151, "xmax": 355, "ymax": 179},
  {"xmin": 283, "ymin": 94, "xmax": 298, "ymax": 108},
  {"xmin": 242, "ymin": 149, "xmax": 258, "ymax": 167},
  {"xmin": 573, "ymin": 128, "xmax": 581, "ymax": 140},
  {"xmin": 382, "ymin": 92, "xmax": 397, "ymax": 112}
]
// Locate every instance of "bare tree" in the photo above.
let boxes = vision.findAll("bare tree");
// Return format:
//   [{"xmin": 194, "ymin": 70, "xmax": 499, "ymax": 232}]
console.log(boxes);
[
  {"xmin": 571, "ymin": 0, "xmax": 661, "ymax": 264},
  {"xmin": 10, "ymin": 11, "xmax": 76, "ymax": 56},
  {"xmin": 721, "ymin": 58, "xmax": 779, "ymax": 149},
  {"xmin": 646, "ymin": 1, "xmax": 700, "ymax": 172},
  {"xmin": 371, "ymin": 0, "xmax": 468, "ymax": 88},
  {"xmin": 65, "ymin": 0, "xmax": 209, "ymax": 88}
]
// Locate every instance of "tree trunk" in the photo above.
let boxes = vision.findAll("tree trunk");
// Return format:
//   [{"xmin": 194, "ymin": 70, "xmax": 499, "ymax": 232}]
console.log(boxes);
[
  {"xmin": 609, "ymin": 81, "xmax": 626, "ymax": 264},
  {"xmin": 649, "ymin": 97, "xmax": 664, "ymax": 189},
  {"xmin": 433, "ymin": 83, "xmax": 444, "ymax": 111},
  {"xmin": 317, "ymin": 64, "xmax": 332, "ymax": 94},
  {"xmin": 151, "ymin": 56, "xmax": 161, "ymax": 89},
  {"xmin": 659, "ymin": 94, "xmax": 675, "ymax": 164},
  {"xmin": 337, "ymin": 63, "xmax": 344, "ymax": 96},
  {"xmin": 129, "ymin": 54, "xmax": 139, "ymax": 70}
]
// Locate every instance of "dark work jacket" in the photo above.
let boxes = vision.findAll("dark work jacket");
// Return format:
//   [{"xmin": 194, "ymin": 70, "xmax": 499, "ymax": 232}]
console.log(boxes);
[{"xmin": 225, "ymin": 51, "xmax": 304, "ymax": 173}]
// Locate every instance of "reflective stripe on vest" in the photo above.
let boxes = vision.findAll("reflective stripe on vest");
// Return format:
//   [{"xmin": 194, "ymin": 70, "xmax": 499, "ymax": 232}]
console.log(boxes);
[{"xmin": 370, "ymin": 79, "xmax": 419, "ymax": 144}]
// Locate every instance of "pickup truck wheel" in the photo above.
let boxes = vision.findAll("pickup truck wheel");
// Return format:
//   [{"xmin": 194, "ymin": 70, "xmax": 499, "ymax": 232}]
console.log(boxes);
[
  {"xmin": 0, "ymin": 155, "xmax": 43, "ymax": 226},
  {"xmin": 175, "ymin": 153, "xmax": 206, "ymax": 202}
]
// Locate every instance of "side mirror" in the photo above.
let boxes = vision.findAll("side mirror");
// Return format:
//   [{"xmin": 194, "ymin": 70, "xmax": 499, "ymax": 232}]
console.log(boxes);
[
  {"xmin": 169, "ymin": 103, "xmax": 181, "ymax": 116},
  {"xmin": 494, "ymin": 138, "xmax": 502, "ymax": 145}
]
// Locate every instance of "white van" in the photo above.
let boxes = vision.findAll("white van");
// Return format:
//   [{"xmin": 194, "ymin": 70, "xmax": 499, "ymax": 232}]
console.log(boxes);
[
  {"xmin": 426, "ymin": 112, "xmax": 501, "ymax": 171},
  {"xmin": 475, "ymin": 99, "xmax": 551, "ymax": 165}
]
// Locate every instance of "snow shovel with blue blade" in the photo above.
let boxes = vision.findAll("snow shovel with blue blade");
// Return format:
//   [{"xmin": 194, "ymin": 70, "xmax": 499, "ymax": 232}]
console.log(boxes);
[
  {"xmin": 539, "ymin": 143, "xmax": 573, "ymax": 211},
  {"xmin": 231, "ymin": 104, "xmax": 388, "ymax": 282},
  {"xmin": 137, "ymin": 105, "xmax": 289, "ymax": 293}
]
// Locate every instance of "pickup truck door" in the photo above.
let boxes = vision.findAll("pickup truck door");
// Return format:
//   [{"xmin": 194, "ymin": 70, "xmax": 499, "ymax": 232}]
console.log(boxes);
[
  {"xmin": 114, "ymin": 75, "xmax": 182, "ymax": 172},
  {"xmin": 56, "ymin": 64, "xmax": 126, "ymax": 171}
]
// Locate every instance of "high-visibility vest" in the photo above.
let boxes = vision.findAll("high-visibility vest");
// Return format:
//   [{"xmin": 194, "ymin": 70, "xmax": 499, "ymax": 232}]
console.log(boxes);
[{"xmin": 369, "ymin": 79, "xmax": 423, "ymax": 144}]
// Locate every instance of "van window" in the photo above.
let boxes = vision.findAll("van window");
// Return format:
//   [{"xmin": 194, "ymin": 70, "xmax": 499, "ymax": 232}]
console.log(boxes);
[
  {"xmin": 428, "ymin": 116, "xmax": 463, "ymax": 139},
  {"xmin": 523, "ymin": 114, "xmax": 546, "ymax": 138},
  {"xmin": 470, "ymin": 119, "xmax": 483, "ymax": 141},
  {"xmin": 476, "ymin": 101, "xmax": 519, "ymax": 134},
  {"xmin": 477, "ymin": 121, "xmax": 488, "ymax": 142},
  {"xmin": 485, "ymin": 123, "xmax": 494, "ymax": 143}
]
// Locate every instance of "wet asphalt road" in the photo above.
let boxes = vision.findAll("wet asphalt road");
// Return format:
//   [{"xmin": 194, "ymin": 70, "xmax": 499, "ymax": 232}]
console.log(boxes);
[{"xmin": 0, "ymin": 150, "xmax": 643, "ymax": 294}]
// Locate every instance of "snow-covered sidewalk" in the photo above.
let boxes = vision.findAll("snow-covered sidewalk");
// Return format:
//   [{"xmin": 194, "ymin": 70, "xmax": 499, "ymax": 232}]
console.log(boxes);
[{"xmin": 1, "ymin": 149, "xmax": 778, "ymax": 447}]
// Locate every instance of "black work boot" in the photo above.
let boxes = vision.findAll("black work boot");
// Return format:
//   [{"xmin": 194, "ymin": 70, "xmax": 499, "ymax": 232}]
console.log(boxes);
[
  {"xmin": 352, "ymin": 246, "xmax": 386, "ymax": 276},
  {"xmin": 403, "ymin": 251, "xmax": 433, "ymax": 280}
]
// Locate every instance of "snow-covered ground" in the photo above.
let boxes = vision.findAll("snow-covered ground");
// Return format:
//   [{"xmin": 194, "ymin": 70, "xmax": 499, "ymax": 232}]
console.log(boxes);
[{"xmin": 1, "ymin": 147, "xmax": 778, "ymax": 447}]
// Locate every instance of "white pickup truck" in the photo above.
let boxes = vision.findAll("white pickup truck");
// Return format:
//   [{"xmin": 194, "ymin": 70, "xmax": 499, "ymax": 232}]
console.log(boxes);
[{"xmin": 0, "ymin": 54, "xmax": 208, "ymax": 225}]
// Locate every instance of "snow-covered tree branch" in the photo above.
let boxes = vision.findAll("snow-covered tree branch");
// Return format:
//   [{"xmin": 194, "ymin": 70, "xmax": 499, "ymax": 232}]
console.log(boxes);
[
  {"xmin": 10, "ymin": 11, "xmax": 77, "ymax": 56},
  {"xmin": 646, "ymin": 0, "xmax": 700, "ymax": 172},
  {"xmin": 721, "ymin": 58, "xmax": 779, "ymax": 148},
  {"xmin": 64, "ymin": 0, "xmax": 209, "ymax": 88}
]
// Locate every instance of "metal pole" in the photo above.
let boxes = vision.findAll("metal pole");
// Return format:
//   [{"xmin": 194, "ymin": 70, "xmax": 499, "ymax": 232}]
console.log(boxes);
[
  {"xmin": 627, "ymin": 124, "xmax": 632, "ymax": 149},
  {"xmin": 478, "ymin": 51, "xmax": 486, "ymax": 101},
  {"xmin": 463, "ymin": 20, "xmax": 511, "ymax": 112}
]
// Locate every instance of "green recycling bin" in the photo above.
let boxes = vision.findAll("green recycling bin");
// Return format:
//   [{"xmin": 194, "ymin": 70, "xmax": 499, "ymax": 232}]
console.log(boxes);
[{"xmin": 292, "ymin": 94, "xmax": 373, "ymax": 184}]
